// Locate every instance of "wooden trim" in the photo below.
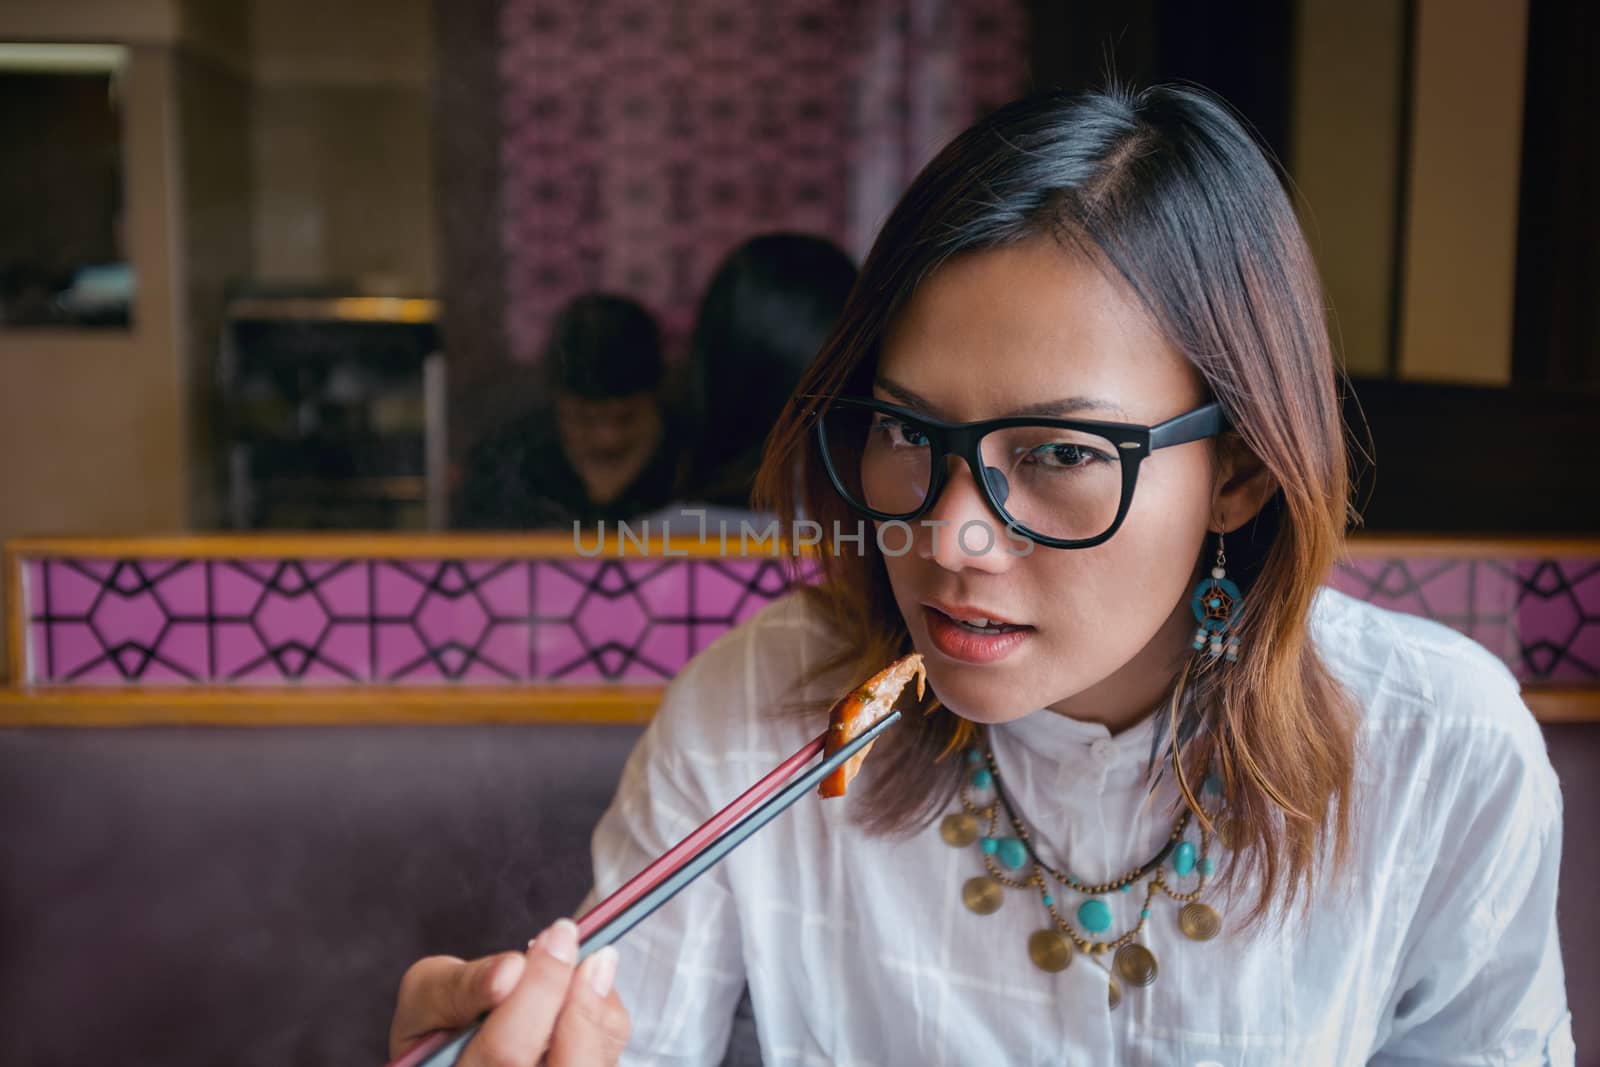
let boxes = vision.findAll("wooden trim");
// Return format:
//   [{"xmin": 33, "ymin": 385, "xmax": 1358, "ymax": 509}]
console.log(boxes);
[
  {"xmin": 3, "ymin": 542, "xmax": 22, "ymax": 685},
  {"xmin": 1342, "ymin": 533, "xmax": 1600, "ymax": 558},
  {"xmin": 3, "ymin": 531, "xmax": 803, "ymax": 561},
  {"xmin": 1, "ymin": 683, "xmax": 1593, "ymax": 726},
  {"xmin": 1521, "ymin": 687, "xmax": 1600, "ymax": 725},
  {"xmin": 6, "ymin": 531, "xmax": 1598, "ymax": 563},
  {"xmin": 0, "ymin": 686, "xmax": 660, "ymax": 727},
  {"xmin": 225, "ymin": 296, "xmax": 441, "ymax": 324}
]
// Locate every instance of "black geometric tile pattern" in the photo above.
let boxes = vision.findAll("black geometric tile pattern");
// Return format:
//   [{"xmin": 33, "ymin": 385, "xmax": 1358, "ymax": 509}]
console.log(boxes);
[
  {"xmin": 23, "ymin": 557, "xmax": 814, "ymax": 685},
  {"xmin": 20, "ymin": 555, "xmax": 1597, "ymax": 686},
  {"xmin": 1329, "ymin": 557, "xmax": 1599, "ymax": 681}
]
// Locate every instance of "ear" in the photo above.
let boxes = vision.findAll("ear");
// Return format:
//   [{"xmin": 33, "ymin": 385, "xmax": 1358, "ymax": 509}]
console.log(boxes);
[{"xmin": 1210, "ymin": 433, "xmax": 1276, "ymax": 533}]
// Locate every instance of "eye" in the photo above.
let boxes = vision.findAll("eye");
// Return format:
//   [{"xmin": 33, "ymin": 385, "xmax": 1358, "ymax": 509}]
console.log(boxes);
[
  {"xmin": 871, "ymin": 414, "xmax": 930, "ymax": 449},
  {"xmin": 1029, "ymin": 441, "xmax": 1112, "ymax": 469}
]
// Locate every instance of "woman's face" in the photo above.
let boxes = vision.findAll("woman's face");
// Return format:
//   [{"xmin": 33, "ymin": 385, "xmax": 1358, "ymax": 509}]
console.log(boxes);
[{"xmin": 874, "ymin": 237, "xmax": 1219, "ymax": 729}]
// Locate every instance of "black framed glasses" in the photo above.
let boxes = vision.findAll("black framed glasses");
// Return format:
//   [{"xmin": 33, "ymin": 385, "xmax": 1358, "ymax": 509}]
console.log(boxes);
[{"xmin": 814, "ymin": 397, "xmax": 1227, "ymax": 549}]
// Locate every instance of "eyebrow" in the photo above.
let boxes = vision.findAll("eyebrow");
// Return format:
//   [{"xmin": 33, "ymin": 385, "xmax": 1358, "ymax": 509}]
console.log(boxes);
[{"xmin": 873, "ymin": 377, "xmax": 1132, "ymax": 421}]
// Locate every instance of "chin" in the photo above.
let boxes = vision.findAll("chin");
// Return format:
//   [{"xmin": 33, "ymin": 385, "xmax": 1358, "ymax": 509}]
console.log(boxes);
[{"xmin": 923, "ymin": 667, "xmax": 1046, "ymax": 726}]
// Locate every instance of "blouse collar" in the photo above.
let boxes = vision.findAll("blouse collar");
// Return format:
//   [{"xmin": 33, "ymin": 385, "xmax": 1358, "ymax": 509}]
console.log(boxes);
[{"xmin": 991, "ymin": 701, "xmax": 1167, "ymax": 782}]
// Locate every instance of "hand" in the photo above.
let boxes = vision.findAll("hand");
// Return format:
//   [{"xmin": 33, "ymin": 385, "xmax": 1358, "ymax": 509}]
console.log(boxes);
[{"xmin": 390, "ymin": 919, "xmax": 631, "ymax": 1066}]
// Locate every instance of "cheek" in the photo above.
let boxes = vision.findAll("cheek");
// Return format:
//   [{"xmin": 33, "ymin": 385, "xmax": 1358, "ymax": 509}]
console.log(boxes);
[
  {"xmin": 1047, "ymin": 462, "xmax": 1211, "ymax": 644},
  {"xmin": 879, "ymin": 554, "xmax": 922, "ymax": 618},
  {"xmin": 1010, "ymin": 473, "xmax": 1212, "ymax": 700},
  {"xmin": 1118, "ymin": 450, "xmax": 1216, "ymax": 574},
  {"xmin": 1062, "ymin": 524, "xmax": 1193, "ymax": 631},
  {"xmin": 1024, "ymin": 547, "xmax": 1156, "ymax": 668},
  {"xmin": 1069, "ymin": 457, "xmax": 1212, "ymax": 613},
  {"xmin": 1031, "ymin": 452, "xmax": 1213, "ymax": 630}
]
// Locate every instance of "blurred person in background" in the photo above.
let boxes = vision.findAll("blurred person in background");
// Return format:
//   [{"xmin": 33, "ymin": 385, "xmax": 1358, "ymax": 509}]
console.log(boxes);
[
  {"xmin": 455, "ymin": 292, "xmax": 684, "ymax": 528},
  {"xmin": 672, "ymin": 232, "xmax": 857, "ymax": 514}
]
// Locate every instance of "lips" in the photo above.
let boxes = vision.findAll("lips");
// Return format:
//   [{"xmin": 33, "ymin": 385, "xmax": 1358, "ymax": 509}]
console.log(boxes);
[
  {"xmin": 920, "ymin": 601, "xmax": 1033, "ymax": 665},
  {"xmin": 921, "ymin": 599, "xmax": 1025, "ymax": 629}
]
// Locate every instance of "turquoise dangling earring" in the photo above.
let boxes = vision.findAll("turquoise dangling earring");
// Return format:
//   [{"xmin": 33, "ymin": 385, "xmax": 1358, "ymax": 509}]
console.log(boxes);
[{"xmin": 1190, "ymin": 529, "xmax": 1242, "ymax": 662}]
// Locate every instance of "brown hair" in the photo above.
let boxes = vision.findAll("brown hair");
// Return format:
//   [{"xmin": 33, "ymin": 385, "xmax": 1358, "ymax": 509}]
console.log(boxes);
[{"xmin": 753, "ymin": 85, "xmax": 1359, "ymax": 926}]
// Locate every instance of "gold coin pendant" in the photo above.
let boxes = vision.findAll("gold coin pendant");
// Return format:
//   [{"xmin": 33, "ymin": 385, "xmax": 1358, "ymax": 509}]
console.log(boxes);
[
  {"xmin": 940, "ymin": 812, "xmax": 980, "ymax": 847},
  {"xmin": 1113, "ymin": 942, "xmax": 1159, "ymax": 987},
  {"xmin": 1179, "ymin": 901, "xmax": 1221, "ymax": 941},
  {"xmin": 962, "ymin": 876, "xmax": 1004, "ymax": 915},
  {"xmin": 1027, "ymin": 929, "xmax": 1074, "ymax": 972}
]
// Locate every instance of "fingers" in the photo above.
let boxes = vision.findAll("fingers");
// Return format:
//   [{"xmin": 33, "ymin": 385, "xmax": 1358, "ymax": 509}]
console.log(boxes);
[
  {"xmin": 546, "ymin": 947, "xmax": 631, "ymax": 1067},
  {"xmin": 390, "ymin": 952, "xmax": 526, "ymax": 1058},
  {"xmin": 459, "ymin": 919, "xmax": 581, "ymax": 1067},
  {"xmin": 389, "ymin": 922, "xmax": 631, "ymax": 1067}
]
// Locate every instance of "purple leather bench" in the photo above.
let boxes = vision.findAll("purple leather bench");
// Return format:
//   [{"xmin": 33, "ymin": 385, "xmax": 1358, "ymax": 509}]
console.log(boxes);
[
  {"xmin": 0, "ymin": 721, "xmax": 1593, "ymax": 1065},
  {"xmin": 0, "ymin": 723, "xmax": 761, "ymax": 1066}
]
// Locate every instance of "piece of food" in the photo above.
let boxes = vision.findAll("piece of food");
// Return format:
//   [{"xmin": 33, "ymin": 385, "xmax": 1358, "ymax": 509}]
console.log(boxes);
[{"xmin": 819, "ymin": 652, "xmax": 927, "ymax": 798}]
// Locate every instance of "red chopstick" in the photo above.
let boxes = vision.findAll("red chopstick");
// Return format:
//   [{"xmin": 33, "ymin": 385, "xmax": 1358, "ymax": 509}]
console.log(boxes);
[{"xmin": 576, "ymin": 730, "xmax": 826, "ymax": 939}]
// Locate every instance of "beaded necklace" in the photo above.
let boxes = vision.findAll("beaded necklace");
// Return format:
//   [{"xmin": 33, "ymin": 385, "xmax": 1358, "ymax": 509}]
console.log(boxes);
[{"xmin": 939, "ymin": 744, "xmax": 1225, "ymax": 1008}]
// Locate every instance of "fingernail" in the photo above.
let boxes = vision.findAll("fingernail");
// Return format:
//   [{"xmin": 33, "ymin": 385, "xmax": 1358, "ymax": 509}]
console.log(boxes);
[
  {"xmin": 581, "ymin": 946, "xmax": 618, "ymax": 997},
  {"xmin": 534, "ymin": 918, "xmax": 579, "ymax": 965},
  {"xmin": 489, "ymin": 957, "xmax": 522, "ymax": 999}
]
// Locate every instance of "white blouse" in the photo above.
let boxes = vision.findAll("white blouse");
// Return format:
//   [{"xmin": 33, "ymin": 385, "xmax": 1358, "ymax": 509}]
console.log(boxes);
[{"xmin": 585, "ymin": 587, "xmax": 1574, "ymax": 1066}]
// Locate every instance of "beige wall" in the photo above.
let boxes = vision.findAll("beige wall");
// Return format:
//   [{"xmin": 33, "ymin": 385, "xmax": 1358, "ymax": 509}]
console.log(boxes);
[
  {"xmin": 1290, "ymin": 0, "xmax": 1407, "ymax": 377},
  {"xmin": 0, "ymin": 0, "xmax": 179, "ymax": 43},
  {"xmin": 1292, "ymin": 0, "xmax": 1531, "ymax": 385},
  {"xmin": 0, "ymin": 45, "xmax": 188, "ymax": 671},
  {"xmin": 250, "ymin": 0, "xmax": 431, "ymax": 86},
  {"xmin": 176, "ymin": 0, "xmax": 250, "ymax": 72},
  {"xmin": 1397, "ymin": 0, "xmax": 1529, "ymax": 384},
  {"xmin": 0, "ymin": 5, "xmax": 252, "ymax": 671},
  {"xmin": 250, "ymin": 0, "xmax": 436, "ymax": 294},
  {"xmin": 178, "ymin": 46, "xmax": 254, "ymax": 529},
  {"xmin": 0, "ymin": 46, "xmax": 187, "ymax": 538},
  {"xmin": 0, "ymin": 0, "xmax": 434, "ymax": 542}
]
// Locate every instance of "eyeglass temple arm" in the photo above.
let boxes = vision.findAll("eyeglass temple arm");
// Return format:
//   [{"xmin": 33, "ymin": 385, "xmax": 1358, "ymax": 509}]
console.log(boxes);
[{"xmin": 1148, "ymin": 402, "xmax": 1227, "ymax": 451}]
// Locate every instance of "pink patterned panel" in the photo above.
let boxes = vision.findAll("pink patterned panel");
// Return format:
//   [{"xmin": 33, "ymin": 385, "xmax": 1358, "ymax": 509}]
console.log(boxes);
[
  {"xmin": 20, "ymin": 557, "xmax": 812, "ymax": 687},
  {"xmin": 1328, "ymin": 558, "xmax": 1522, "ymax": 669},
  {"xmin": 27, "ymin": 560, "xmax": 214, "ymax": 685},
  {"xmin": 1328, "ymin": 557, "xmax": 1599, "ymax": 682},
  {"xmin": 18, "ymin": 554, "xmax": 1599, "ymax": 688},
  {"xmin": 497, "ymin": 0, "xmax": 1029, "ymax": 362},
  {"xmin": 1514, "ymin": 560, "xmax": 1600, "ymax": 682}
]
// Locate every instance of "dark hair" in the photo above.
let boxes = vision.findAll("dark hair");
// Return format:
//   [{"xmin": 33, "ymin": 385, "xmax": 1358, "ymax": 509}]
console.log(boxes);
[
  {"xmin": 754, "ymin": 85, "xmax": 1357, "ymax": 927},
  {"xmin": 682, "ymin": 233, "xmax": 857, "ymax": 505},
  {"xmin": 545, "ymin": 292, "xmax": 664, "ymax": 399}
]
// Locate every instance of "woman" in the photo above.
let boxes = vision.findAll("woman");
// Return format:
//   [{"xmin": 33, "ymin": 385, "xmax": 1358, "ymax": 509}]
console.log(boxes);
[
  {"xmin": 392, "ymin": 86, "xmax": 1572, "ymax": 1065},
  {"xmin": 677, "ymin": 232, "xmax": 858, "ymax": 509}
]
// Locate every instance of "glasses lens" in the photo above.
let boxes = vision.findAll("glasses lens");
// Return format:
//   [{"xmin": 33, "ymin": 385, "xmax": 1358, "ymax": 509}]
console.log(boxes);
[
  {"xmin": 979, "ymin": 425, "xmax": 1125, "ymax": 542},
  {"xmin": 820, "ymin": 404, "xmax": 932, "ymax": 516}
]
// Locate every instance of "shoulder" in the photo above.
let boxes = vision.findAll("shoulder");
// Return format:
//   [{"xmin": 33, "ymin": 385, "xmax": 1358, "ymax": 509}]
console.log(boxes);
[
  {"xmin": 1309, "ymin": 585, "xmax": 1537, "ymax": 738},
  {"xmin": 1308, "ymin": 586, "xmax": 1561, "ymax": 831}
]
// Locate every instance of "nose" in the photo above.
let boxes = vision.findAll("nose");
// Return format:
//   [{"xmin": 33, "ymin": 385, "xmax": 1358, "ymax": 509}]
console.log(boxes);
[
  {"xmin": 589, "ymin": 418, "xmax": 628, "ymax": 450},
  {"xmin": 912, "ymin": 456, "xmax": 1016, "ymax": 574}
]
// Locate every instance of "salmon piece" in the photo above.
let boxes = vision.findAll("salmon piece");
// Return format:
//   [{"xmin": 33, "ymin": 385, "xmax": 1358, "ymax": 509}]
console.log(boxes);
[{"xmin": 819, "ymin": 653, "xmax": 927, "ymax": 798}]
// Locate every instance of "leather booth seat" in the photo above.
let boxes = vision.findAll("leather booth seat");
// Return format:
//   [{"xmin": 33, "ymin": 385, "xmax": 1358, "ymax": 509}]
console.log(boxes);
[{"xmin": 0, "ymin": 722, "xmax": 1593, "ymax": 1065}]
